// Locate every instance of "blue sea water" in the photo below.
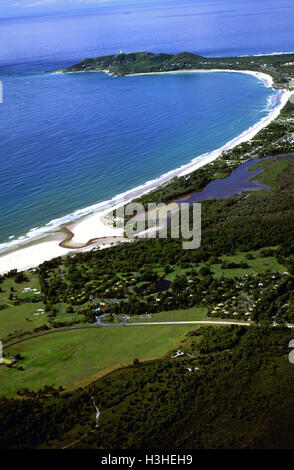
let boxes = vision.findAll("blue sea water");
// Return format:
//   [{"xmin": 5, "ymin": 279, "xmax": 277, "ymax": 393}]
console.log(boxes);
[
  {"xmin": 0, "ymin": 70, "xmax": 278, "ymax": 248},
  {"xmin": 0, "ymin": 0, "xmax": 290, "ymax": 252},
  {"xmin": 0, "ymin": 0, "xmax": 294, "ymax": 71}
]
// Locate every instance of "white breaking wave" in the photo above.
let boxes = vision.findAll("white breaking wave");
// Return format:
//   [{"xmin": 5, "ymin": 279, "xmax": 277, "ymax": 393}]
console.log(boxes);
[{"xmin": 240, "ymin": 51, "xmax": 294, "ymax": 57}]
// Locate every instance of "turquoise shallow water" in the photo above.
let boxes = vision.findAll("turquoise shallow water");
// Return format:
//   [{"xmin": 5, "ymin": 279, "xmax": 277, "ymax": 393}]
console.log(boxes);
[{"xmin": 0, "ymin": 70, "xmax": 278, "ymax": 252}]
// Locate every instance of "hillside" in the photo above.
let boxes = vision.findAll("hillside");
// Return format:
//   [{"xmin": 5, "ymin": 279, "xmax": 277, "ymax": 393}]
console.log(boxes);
[{"xmin": 62, "ymin": 51, "xmax": 294, "ymax": 87}]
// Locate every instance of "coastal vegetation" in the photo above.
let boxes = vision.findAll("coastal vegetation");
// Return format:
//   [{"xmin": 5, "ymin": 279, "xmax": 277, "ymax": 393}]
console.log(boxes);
[
  {"xmin": 1, "ymin": 326, "xmax": 294, "ymax": 449},
  {"xmin": 63, "ymin": 51, "xmax": 294, "ymax": 88},
  {"xmin": 131, "ymin": 100, "xmax": 294, "ymax": 208},
  {"xmin": 1, "ymin": 56, "xmax": 294, "ymax": 449},
  {"xmin": 248, "ymin": 153, "xmax": 294, "ymax": 192},
  {"xmin": 1, "ymin": 152, "xmax": 294, "ymax": 402},
  {"xmin": 0, "ymin": 271, "xmax": 87, "ymax": 343}
]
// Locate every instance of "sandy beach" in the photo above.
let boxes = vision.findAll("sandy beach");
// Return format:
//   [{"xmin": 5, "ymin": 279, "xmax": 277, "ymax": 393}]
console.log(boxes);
[
  {"xmin": 0, "ymin": 69, "xmax": 292, "ymax": 274},
  {"xmin": 129, "ymin": 69, "xmax": 274, "ymax": 88}
]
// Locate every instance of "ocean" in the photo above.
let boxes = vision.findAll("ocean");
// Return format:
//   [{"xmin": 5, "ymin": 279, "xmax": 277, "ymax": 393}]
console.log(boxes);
[
  {"xmin": 0, "ymin": 0, "xmax": 291, "ymax": 253},
  {"xmin": 1, "ymin": 0, "xmax": 294, "ymax": 70}
]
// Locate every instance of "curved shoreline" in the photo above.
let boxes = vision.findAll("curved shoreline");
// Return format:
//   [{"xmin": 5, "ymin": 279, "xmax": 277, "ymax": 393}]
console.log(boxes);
[
  {"xmin": 127, "ymin": 68, "xmax": 274, "ymax": 88},
  {"xmin": 64, "ymin": 66, "xmax": 274, "ymax": 88},
  {"xmin": 0, "ymin": 70, "xmax": 292, "ymax": 273},
  {"xmin": 58, "ymin": 225, "xmax": 128, "ymax": 249}
]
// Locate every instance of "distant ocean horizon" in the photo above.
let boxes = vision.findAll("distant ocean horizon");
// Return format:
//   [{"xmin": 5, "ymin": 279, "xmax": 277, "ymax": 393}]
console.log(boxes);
[
  {"xmin": 1, "ymin": 0, "xmax": 294, "ymax": 72},
  {"xmin": 0, "ymin": 0, "xmax": 292, "ymax": 255}
]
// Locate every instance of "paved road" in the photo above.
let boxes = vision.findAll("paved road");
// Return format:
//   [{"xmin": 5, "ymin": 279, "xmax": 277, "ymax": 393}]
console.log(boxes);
[
  {"xmin": 3, "ymin": 319, "xmax": 294, "ymax": 350},
  {"xmin": 96, "ymin": 319, "xmax": 252, "ymax": 327},
  {"xmin": 123, "ymin": 320, "xmax": 251, "ymax": 326}
]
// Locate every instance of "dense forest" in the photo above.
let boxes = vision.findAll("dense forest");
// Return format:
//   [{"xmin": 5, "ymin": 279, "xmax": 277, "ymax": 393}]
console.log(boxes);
[{"xmin": 1, "ymin": 326, "xmax": 294, "ymax": 449}]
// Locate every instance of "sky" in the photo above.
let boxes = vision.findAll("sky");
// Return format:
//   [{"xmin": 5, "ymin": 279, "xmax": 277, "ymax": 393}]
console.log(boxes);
[{"xmin": 0, "ymin": 0, "xmax": 172, "ymax": 18}]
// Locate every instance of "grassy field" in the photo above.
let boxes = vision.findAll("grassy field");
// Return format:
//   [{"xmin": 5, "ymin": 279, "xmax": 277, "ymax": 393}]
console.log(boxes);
[
  {"xmin": 130, "ymin": 306, "xmax": 207, "ymax": 323},
  {"xmin": 210, "ymin": 252, "xmax": 286, "ymax": 279},
  {"xmin": 0, "ymin": 273, "xmax": 47, "ymax": 339},
  {"xmin": 165, "ymin": 266, "xmax": 190, "ymax": 281},
  {"xmin": 0, "ymin": 323, "xmax": 195, "ymax": 397},
  {"xmin": 0, "ymin": 245, "xmax": 285, "ymax": 398},
  {"xmin": 52, "ymin": 302, "xmax": 86, "ymax": 324},
  {"xmin": 0, "ymin": 301, "xmax": 49, "ymax": 339},
  {"xmin": 0, "ymin": 273, "xmax": 41, "ymax": 306},
  {"xmin": 0, "ymin": 271, "xmax": 85, "ymax": 340},
  {"xmin": 249, "ymin": 155, "xmax": 294, "ymax": 191},
  {"xmin": 165, "ymin": 249, "xmax": 286, "ymax": 281}
]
